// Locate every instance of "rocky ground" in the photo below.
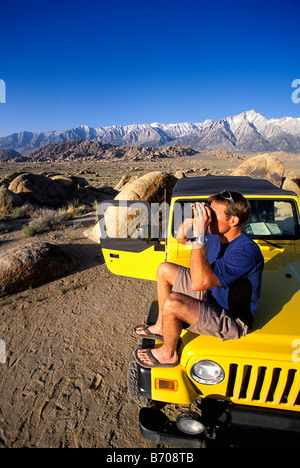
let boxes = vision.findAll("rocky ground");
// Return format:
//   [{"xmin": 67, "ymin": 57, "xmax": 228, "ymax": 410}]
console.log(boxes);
[{"xmin": 0, "ymin": 151, "xmax": 299, "ymax": 448}]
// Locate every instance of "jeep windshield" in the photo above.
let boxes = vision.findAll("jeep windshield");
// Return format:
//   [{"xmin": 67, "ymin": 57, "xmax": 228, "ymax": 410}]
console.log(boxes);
[
  {"xmin": 172, "ymin": 198, "xmax": 300, "ymax": 241},
  {"xmin": 244, "ymin": 199, "xmax": 300, "ymax": 240}
]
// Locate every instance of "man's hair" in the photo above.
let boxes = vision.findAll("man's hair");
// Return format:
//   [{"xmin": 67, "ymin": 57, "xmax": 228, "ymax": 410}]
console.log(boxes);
[{"xmin": 209, "ymin": 191, "xmax": 251, "ymax": 228}]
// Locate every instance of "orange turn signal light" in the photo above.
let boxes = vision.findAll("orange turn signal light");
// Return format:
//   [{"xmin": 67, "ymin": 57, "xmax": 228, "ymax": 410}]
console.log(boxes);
[{"xmin": 155, "ymin": 378, "xmax": 179, "ymax": 391}]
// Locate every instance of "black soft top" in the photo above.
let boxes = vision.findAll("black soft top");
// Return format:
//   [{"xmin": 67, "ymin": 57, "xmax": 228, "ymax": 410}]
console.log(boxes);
[{"xmin": 172, "ymin": 176, "xmax": 296, "ymax": 198}]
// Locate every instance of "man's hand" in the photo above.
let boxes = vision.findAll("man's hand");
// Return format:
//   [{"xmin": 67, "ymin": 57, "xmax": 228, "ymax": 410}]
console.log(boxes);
[{"xmin": 192, "ymin": 202, "xmax": 212, "ymax": 236}]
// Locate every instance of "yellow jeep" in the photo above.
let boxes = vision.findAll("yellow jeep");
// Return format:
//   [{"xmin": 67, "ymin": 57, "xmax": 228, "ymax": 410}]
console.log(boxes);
[{"xmin": 99, "ymin": 175, "xmax": 300, "ymax": 447}]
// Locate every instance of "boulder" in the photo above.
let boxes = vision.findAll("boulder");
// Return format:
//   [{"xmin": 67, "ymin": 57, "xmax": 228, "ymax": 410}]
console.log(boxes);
[
  {"xmin": 233, "ymin": 154, "xmax": 285, "ymax": 187},
  {"xmin": 76, "ymin": 185, "xmax": 118, "ymax": 206},
  {"xmin": 282, "ymin": 177, "xmax": 300, "ymax": 195},
  {"xmin": 1, "ymin": 172, "xmax": 25, "ymax": 187},
  {"xmin": 103, "ymin": 171, "xmax": 177, "ymax": 239},
  {"xmin": 8, "ymin": 173, "xmax": 68, "ymax": 207},
  {"xmin": 174, "ymin": 170, "xmax": 186, "ymax": 179},
  {"xmin": 83, "ymin": 222, "xmax": 101, "ymax": 243},
  {"xmin": 115, "ymin": 171, "xmax": 177, "ymax": 202},
  {"xmin": 0, "ymin": 242, "xmax": 76, "ymax": 297},
  {"xmin": 0, "ymin": 187, "xmax": 24, "ymax": 212},
  {"xmin": 114, "ymin": 174, "xmax": 138, "ymax": 191},
  {"xmin": 50, "ymin": 174, "xmax": 75, "ymax": 189},
  {"xmin": 48, "ymin": 174, "xmax": 89, "ymax": 190},
  {"xmin": 71, "ymin": 175, "xmax": 90, "ymax": 188}
]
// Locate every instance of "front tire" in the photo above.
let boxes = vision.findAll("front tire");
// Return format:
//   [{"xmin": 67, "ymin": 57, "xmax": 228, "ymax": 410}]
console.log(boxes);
[{"xmin": 127, "ymin": 340, "xmax": 154, "ymax": 407}]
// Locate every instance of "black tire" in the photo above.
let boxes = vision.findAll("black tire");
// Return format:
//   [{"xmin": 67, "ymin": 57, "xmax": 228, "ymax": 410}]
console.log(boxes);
[{"xmin": 127, "ymin": 340, "xmax": 154, "ymax": 407}]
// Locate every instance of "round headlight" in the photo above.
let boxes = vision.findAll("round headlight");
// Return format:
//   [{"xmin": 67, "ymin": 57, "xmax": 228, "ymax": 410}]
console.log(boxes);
[
  {"xmin": 191, "ymin": 360, "xmax": 225, "ymax": 385},
  {"xmin": 176, "ymin": 411, "xmax": 205, "ymax": 435}
]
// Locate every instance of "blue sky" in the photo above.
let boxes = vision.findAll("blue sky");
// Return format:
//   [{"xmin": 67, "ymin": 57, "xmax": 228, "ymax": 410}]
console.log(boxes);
[{"xmin": 0, "ymin": 0, "xmax": 299, "ymax": 137}]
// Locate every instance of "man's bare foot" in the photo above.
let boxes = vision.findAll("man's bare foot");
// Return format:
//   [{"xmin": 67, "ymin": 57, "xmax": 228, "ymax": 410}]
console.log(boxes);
[
  {"xmin": 135, "ymin": 346, "xmax": 178, "ymax": 368},
  {"xmin": 134, "ymin": 324, "xmax": 163, "ymax": 340}
]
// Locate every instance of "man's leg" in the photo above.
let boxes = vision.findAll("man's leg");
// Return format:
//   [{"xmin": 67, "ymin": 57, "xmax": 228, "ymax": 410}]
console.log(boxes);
[
  {"xmin": 136, "ymin": 291, "xmax": 200, "ymax": 366},
  {"xmin": 135, "ymin": 262, "xmax": 180, "ymax": 337}
]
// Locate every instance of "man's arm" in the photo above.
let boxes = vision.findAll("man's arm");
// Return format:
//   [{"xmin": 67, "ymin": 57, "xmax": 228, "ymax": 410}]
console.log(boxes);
[
  {"xmin": 190, "ymin": 244, "xmax": 221, "ymax": 291},
  {"xmin": 176, "ymin": 218, "xmax": 193, "ymax": 244},
  {"xmin": 190, "ymin": 202, "xmax": 221, "ymax": 291}
]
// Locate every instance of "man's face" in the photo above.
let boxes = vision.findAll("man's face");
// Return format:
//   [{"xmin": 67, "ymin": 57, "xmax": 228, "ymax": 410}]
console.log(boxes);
[{"xmin": 209, "ymin": 200, "xmax": 232, "ymax": 235}]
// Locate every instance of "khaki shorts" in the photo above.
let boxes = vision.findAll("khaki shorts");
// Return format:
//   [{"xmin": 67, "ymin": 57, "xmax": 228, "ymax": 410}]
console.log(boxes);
[{"xmin": 172, "ymin": 266, "xmax": 248, "ymax": 341}]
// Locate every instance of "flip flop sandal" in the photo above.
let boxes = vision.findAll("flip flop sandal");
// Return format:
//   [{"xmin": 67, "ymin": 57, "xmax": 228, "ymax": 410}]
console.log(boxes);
[
  {"xmin": 134, "ymin": 348, "xmax": 179, "ymax": 369},
  {"xmin": 134, "ymin": 324, "xmax": 163, "ymax": 342}
]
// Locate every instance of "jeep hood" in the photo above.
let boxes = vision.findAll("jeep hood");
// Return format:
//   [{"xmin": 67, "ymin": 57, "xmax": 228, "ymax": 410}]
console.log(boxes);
[{"xmin": 181, "ymin": 249, "xmax": 300, "ymax": 365}]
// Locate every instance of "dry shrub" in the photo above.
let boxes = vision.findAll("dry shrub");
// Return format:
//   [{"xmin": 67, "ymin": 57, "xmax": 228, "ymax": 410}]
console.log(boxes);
[
  {"xmin": 0, "ymin": 190, "xmax": 13, "ymax": 216},
  {"xmin": 22, "ymin": 207, "xmax": 73, "ymax": 237}
]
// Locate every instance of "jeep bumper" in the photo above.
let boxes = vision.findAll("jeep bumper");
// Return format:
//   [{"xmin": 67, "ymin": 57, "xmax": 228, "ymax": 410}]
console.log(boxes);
[
  {"xmin": 139, "ymin": 407, "xmax": 206, "ymax": 448},
  {"xmin": 139, "ymin": 402, "xmax": 300, "ymax": 448}
]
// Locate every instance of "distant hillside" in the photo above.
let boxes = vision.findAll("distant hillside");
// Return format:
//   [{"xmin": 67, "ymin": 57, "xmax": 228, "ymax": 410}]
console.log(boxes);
[
  {"xmin": 0, "ymin": 148, "xmax": 26, "ymax": 162},
  {"xmin": 26, "ymin": 140, "xmax": 198, "ymax": 163},
  {"xmin": 0, "ymin": 110, "xmax": 300, "ymax": 155}
]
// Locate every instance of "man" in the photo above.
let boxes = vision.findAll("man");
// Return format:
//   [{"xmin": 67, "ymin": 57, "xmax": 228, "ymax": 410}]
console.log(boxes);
[{"xmin": 135, "ymin": 190, "xmax": 264, "ymax": 368}]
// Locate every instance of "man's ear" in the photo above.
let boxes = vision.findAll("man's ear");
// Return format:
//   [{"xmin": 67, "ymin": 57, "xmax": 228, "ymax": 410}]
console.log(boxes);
[{"xmin": 230, "ymin": 215, "xmax": 240, "ymax": 228}]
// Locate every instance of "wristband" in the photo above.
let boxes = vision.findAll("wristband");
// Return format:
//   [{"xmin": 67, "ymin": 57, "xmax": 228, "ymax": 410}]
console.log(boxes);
[{"xmin": 191, "ymin": 235, "xmax": 207, "ymax": 246}]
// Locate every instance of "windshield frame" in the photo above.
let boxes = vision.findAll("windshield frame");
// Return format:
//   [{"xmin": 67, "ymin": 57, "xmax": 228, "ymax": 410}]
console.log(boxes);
[{"xmin": 170, "ymin": 197, "xmax": 300, "ymax": 241}]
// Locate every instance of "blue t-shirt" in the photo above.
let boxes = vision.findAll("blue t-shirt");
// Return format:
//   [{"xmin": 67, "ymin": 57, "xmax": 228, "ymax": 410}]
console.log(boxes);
[{"xmin": 206, "ymin": 232, "xmax": 264, "ymax": 326}]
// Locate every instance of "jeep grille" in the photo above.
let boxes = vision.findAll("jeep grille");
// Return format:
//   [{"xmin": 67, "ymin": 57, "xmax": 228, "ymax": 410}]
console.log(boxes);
[{"xmin": 226, "ymin": 363, "xmax": 300, "ymax": 411}]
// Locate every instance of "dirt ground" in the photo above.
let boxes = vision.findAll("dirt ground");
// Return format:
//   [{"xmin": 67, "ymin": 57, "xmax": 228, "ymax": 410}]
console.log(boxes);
[
  {"xmin": 0, "ymin": 215, "xmax": 161, "ymax": 448},
  {"xmin": 0, "ymin": 154, "xmax": 299, "ymax": 448}
]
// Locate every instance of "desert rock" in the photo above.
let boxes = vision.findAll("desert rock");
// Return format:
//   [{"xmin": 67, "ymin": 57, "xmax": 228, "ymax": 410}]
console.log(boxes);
[
  {"xmin": 114, "ymin": 174, "xmax": 138, "ymax": 191},
  {"xmin": 115, "ymin": 171, "xmax": 177, "ymax": 202},
  {"xmin": 0, "ymin": 187, "xmax": 24, "ymax": 211},
  {"xmin": 174, "ymin": 170, "xmax": 186, "ymax": 179},
  {"xmin": 8, "ymin": 173, "xmax": 68, "ymax": 207},
  {"xmin": 83, "ymin": 222, "xmax": 101, "ymax": 243},
  {"xmin": 49, "ymin": 174, "xmax": 76, "ymax": 190},
  {"xmin": 1, "ymin": 172, "xmax": 25, "ymax": 187},
  {"xmin": 4, "ymin": 172, "xmax": 118, "ymax": 208},
  {"xmin": 282, "ymin": 177, "xmax": 300, "ymax": 195},
  {"xmin": 104, "ymin": 171, "xmax": 177, "ymax": 239},
  {"xmin": 233, "ymin": 154, "xmax": 285, "ymax": 187},
  {"xmin": 0, "ymin": 242, "xmax": 76, "ymax": 297}
]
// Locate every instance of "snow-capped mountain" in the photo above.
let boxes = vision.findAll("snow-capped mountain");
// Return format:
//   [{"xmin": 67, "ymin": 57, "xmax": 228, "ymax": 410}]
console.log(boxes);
[{"xmin": 1, "ymin": 110, "xmax": 300, "ymax": 155}]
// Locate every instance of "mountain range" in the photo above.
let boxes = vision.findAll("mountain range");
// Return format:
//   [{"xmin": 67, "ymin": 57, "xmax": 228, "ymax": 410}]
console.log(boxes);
[{"xmin": 1, "ymin": 110, "xmax": 300, "ymax": 155}]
